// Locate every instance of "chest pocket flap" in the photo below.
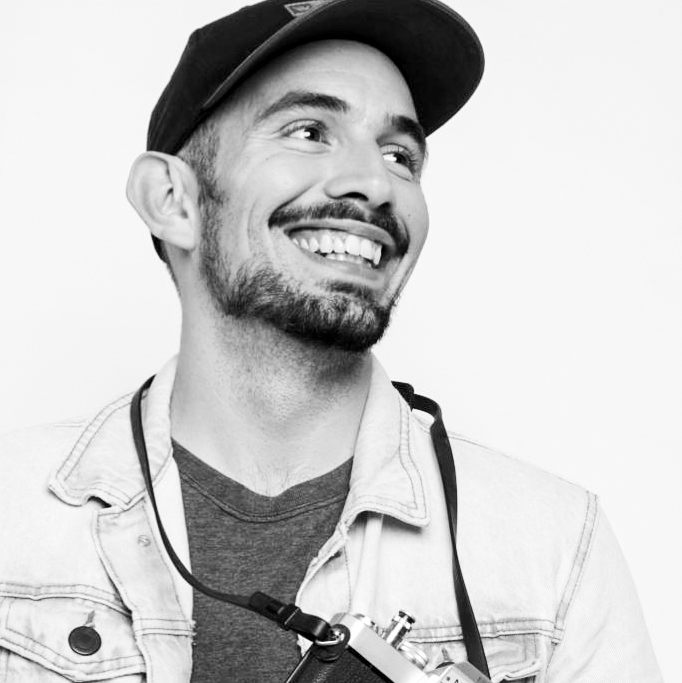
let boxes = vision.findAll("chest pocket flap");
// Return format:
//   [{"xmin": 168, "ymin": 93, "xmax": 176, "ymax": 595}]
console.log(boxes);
[
  {"xmin": 0, "ymin": 595, "xmax": 145, "ymax": 681},
  {"xmin": 419, "ymin": 634, "xmax": 543, "ymax": 683}
]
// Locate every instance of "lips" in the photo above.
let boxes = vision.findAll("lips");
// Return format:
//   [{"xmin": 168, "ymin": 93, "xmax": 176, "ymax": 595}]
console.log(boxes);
[{"xmin": 269, "ymin": 202, "xmax": 408, "ymax": 262}]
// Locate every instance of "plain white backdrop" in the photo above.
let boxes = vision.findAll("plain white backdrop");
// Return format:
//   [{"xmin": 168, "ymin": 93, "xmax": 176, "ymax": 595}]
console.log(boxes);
[{"xmin": 1, "ymin": 1, "xmax": 679, "ymax": 680}]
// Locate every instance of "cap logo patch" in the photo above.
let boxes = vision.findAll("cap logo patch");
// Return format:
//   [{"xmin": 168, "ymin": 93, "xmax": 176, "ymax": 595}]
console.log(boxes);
[{"xmin": 284, "ymin": 1, "xmax": 328, "ymax": 17}]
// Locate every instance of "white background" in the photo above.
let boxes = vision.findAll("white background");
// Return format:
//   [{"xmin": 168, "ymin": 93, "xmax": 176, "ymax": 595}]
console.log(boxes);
[{"xmin": 1, "ymin": 1, "xmax": 679, "ymax": 680}]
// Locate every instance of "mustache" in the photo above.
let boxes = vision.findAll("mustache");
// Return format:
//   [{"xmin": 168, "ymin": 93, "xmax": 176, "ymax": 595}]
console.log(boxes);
[{"xmin": 268, "ymin": 201, "xmax": 408, "ymax": 255}]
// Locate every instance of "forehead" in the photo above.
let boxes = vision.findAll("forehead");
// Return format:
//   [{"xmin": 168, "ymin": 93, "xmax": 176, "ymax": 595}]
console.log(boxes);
[{"xmin": 225, "ymin": 39, "xmax": 418, "ymax": 121}]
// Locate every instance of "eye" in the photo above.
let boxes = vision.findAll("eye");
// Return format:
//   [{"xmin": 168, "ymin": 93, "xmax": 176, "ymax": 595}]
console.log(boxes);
[
  {"xmin": 281, "ymin": 120, "xmax": 327, "ymax": 143},
  {"xmin": 382, "ymin": 144, "xmax": 421, "ymax": 177}
]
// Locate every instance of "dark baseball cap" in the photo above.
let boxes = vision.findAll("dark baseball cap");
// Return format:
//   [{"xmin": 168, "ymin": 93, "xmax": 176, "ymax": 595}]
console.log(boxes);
[{"xmin": 147, "ymin": 0, "xmax": 484, "ymax": 155}]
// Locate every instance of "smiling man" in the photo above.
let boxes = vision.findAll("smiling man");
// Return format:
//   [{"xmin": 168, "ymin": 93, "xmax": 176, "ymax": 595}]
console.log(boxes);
[
  {"xmin": 151, "ymin": 40, "xmax": 427, "ymax": 360},
  {"xmin": 0, "ymin": 0, "xmax": 662, "ymax": 682}
]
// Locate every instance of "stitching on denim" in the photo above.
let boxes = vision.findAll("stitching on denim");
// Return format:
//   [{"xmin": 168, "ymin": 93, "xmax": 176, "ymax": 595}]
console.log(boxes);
[
  {"xmin": 52, "ymin": 394, "xmax": 138, "ymax": 507},
  {"xmin": 552, "ymin": 491, "xmax": 598, "ymax": 639},
  {"xmin": 0, "ymin": 583, "xmax": 125, "ymax": 610},
  {"xmin": 94, "ymin": 516, "xmax": 141, "ymax": 621},
  {"xmin": 0, "ymin": 642, "xmax": 144, "ymax": 678},
  {"xmin": 135, "ymin": 617, "xmax": 191, "ymax": 625},
  {"xmin": 398, "ymin": 399, "xmax": 427, "ymax": 513},
  {"xmin": 56, "ymin": 395, "xmax": 133, "ymax": 481},
  {"xmin": 549, "ymin": 491, "xmax": 598, "ymax": 653},
  {"xmin": 340, "ymin": 497, "xmax": 426, "ymax": 525},
  {"xmin": 134, "ymin": 626, "xmax": 194, "ymax": 637},
  {"xmin": 530, "ymin": 633, "xmax": 540, "ymax": 678},
  {"xmin": 494, "ymin": 647, "xmax": 542, "ymax": 683},
  {"xmin": 3, "ymin": 626, "xmax": 144, "ymax": 667},
  {"xmin": 97, "ymin": 504, "xmax": 187, "ymax": 624},
  {"xmin": 411, "ymin": 620, "xmax": 555, "ymax": 641},
  {"xmin": 3, "ymin": 598, "xmax": 143, "ymax": 670},
  {"xmin": 335, "ymin": 397, "xmax": 429, "ymax": 526},
  {"xmin": 56, "ymin": 391, "xmax": 172, "ymax": 509},
  {"xmin": 137, "ymin": 502, "xmax": 187, "ymax": 620},
  {"xmin": 95, "ymin": 512, "xmax": 138, "ymax": 680},
  {"xmin": 343, "ymin": 546, "xmax": 352, "ymax": 611},
  {"xmin": 344, "ymin": 497, "xmax": 417, "ymax": 515},
  {"xmin": 440, "ymin": 636, "xmax": 529, "ymax": 671},
  {"xmin": 60, "ymin": 482, "xmax": 131, "ymax": 507}
]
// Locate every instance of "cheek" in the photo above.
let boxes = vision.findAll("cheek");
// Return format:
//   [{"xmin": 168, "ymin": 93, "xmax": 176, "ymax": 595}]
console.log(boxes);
[
  {"xmin": 223, "ymin": 154, "xmax": 326, "ymax": 255},
  {"xmin": 236, "ymin": 152, "xmax": 325, "ymax": 209},
  {"xmin": 402, "ymin": 191, "xmax": 430, "ymax": 255}
]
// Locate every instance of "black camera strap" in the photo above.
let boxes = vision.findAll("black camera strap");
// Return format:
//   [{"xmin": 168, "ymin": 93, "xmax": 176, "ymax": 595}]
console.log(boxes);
[
  {"xmin": 130, "ymin": 376, "xmax": 490, "ymax": 678},
  {"xmin": 392, "ymin": 382, "xmax": 490, "ymax": 678}
]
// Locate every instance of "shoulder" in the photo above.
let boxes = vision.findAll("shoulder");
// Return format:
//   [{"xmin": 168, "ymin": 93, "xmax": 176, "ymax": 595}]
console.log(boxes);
[
  {"xmin": 0, "ymin": 388, "xmax": 133, "ymax": 491},
  {"xmin": 452, "ymin": 433, "xmax": 599, "ymax": 616},
  {"xmin": 0, "ymin": 418, "xmax": 89, "ymax": 478},
  {"xmin": 412, "ymin": 414, "xmax": 598, "ymax": 582},
  {"xmin": 414, "ymin": 413, "xmax": 595, "ymax": 523},
  {"xmin": 449, "ymin": 431, "xmax": 594, "ymax": 511}
]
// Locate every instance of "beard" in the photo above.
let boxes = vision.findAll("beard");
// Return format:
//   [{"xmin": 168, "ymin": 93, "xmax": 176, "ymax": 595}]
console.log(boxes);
[{"xmin": 198, "ymin": 199, "xmax": 398, "ymax": 353}]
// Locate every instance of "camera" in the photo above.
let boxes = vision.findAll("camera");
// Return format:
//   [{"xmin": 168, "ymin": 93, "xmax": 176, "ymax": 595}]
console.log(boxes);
[{"xmin": 285, "ymin": 611, "xmax": 492, "ymax": 683}]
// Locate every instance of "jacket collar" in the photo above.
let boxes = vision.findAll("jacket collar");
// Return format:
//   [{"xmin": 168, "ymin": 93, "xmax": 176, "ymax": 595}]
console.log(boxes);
[
  {"xmin": 341, "ymin": 360, "xmax": 429, "ymax": 528},
  {"xmin": 49, "ymin": 357, "xmax": 178, "ymax": 509},
  {"xmin": 49, "ymin": 356, "xmax": 429, "ymax": 527}
]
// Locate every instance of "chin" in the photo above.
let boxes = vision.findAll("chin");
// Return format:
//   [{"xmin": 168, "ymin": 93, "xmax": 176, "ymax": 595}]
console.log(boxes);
[
  {"xmin": 201, "ymin": 245, "xmax": 397, "ymax": 352},
  {"xmin": 258, "ymin": 290, "xmax": 393, "ymax": 353}
]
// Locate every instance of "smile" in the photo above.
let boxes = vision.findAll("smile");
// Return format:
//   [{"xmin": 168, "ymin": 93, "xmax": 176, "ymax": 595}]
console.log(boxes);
[{"xmin": 289, "ymin": 230, "xmax": 382, "ymax": 268}]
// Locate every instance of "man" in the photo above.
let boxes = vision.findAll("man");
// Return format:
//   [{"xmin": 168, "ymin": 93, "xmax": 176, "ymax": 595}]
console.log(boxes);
[{"xmin": 0, "ymin": 0, "xmax": 662, "ymax": 681}]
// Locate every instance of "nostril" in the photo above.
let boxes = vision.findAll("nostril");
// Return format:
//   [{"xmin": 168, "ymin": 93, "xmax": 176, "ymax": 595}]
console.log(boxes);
[{"xmin": 340, "ymin": 191, "xmax": 369, "ymax": 202}]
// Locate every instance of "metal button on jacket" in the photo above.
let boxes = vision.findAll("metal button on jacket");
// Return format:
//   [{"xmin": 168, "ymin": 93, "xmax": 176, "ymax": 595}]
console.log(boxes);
[{"xmin": 68, "ymin": 626, "xmax": 102, "ymax": 656}]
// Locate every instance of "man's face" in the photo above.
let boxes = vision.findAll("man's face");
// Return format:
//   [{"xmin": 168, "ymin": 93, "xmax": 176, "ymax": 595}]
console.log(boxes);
[{"xmin": 197, "ymin": 40, "xmax": 429, "ymax": 352}]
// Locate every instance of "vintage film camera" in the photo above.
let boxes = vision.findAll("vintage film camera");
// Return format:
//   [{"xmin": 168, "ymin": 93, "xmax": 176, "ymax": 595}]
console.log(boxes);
[{"xmin": 285, "ymin": 611, "xmax": 492, "ymax": 683}]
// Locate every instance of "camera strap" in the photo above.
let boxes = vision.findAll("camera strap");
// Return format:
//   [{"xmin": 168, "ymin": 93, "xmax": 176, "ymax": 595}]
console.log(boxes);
[
  {"xmin": 392, "ymin": 382, "xmax": 490, "ymax": 678},
  {"xmin": 130, "ymin": 376, "xmax": 490, "ymax": 678}
]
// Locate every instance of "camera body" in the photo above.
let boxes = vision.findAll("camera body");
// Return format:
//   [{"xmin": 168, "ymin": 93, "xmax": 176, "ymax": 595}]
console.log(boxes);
[{"xmin": 285, "ymin": 612, "xmax": 492, "ymax": 683}]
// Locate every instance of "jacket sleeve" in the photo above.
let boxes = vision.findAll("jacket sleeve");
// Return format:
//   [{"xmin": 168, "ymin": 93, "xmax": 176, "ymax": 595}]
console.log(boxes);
[{"xmin": 546, "ymin": 504, "xmax": 663, "ymax": 683}]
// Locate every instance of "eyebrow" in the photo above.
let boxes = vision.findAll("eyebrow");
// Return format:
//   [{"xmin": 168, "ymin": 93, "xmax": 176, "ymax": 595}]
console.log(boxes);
[
  {"xmin": 255, "ymin": 90, "xmax": 349, "ymax": 123},
  {"xmin": 255, "ymin": 89, "xmax": 427, "ymax": 157},
  {"xmin": 389, "ymin": 114, "xmax": 427, "ymax": 159}
]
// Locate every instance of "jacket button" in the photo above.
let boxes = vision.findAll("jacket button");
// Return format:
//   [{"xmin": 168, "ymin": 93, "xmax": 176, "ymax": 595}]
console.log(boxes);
[{"xmin": 68, "ymin": 626, "xmax": 102, "ymax": 656}]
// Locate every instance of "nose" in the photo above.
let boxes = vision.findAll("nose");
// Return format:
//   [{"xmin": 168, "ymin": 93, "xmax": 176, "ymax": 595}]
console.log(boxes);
[{"xmin": 322, "ymin": 141, "xmax": 395, "ymax": 209}]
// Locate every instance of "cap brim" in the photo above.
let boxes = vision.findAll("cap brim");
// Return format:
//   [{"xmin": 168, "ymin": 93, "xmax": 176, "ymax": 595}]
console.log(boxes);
[{"xmin": 203, "ymin": 0, "xmax": 484, "ymax": 136}]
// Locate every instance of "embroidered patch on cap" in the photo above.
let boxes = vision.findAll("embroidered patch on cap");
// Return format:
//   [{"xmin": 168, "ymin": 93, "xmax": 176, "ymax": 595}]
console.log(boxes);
[{"xmin": 284, "ymin": 1, "xmax": 328, "ymax": 17}]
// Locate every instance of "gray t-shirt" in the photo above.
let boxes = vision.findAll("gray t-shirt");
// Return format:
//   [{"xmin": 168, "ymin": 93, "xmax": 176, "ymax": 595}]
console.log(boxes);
[{"xmin": 174, "ymin": 441, "xmax": 351, "ymax": 683}]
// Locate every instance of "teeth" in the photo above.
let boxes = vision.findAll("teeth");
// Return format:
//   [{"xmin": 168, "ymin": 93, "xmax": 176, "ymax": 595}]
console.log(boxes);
[
  {"xmin": 290, "ymin": 230, "xmax": 384, "ymax": 267},
  {"xmin": 360, "ymin": 238, "xmax": 374, "ymax": 260},
  {"xmin": 345, "ymin": 234, "xmax": 361, "ymax": 256},
  {"xmin": 319, "ymin": 234, "xmax": 333, "ymax": 254},
  {"xmin": 326, "ymin": 253, "xmax": 365, "ymax": 265}
]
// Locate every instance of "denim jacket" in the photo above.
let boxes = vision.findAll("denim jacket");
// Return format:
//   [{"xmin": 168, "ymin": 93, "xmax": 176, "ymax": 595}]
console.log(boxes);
[{"xmin": 0, "ymin": 357, "xmax": 662, "ymax": 682}]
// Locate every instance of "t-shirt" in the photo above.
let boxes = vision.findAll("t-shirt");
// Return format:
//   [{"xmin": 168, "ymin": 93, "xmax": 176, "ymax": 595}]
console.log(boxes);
[{"xmin": 174, "ymin": 441, "xmax": 352, "ymax": 683}]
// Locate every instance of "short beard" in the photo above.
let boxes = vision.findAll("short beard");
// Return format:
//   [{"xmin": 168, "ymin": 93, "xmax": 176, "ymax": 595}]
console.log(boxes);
[{"xmin": 198, "ymin": 199, "xmax": 395, "ymax": 353}]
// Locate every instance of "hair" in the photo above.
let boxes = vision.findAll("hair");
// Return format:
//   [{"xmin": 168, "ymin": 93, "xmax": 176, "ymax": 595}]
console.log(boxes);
[{"xmin": 154, "ymin": 112, "xmax": 224, "ymax": 273}]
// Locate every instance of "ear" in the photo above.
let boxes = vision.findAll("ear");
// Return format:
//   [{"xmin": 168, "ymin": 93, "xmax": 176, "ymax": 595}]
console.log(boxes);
[{"xmin": 126, "ymin": 152, "xmax": 202, "ymax": 252}]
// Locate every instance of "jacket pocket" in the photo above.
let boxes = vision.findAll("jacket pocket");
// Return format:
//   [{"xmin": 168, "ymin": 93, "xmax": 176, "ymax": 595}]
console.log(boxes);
[
  {"xmin": 0, "ymin": 594, "xmax": 145, "ymax": 682},
  {"xmin": 416, "ymin": 633, "xmax": 543, "ymax": 683}
]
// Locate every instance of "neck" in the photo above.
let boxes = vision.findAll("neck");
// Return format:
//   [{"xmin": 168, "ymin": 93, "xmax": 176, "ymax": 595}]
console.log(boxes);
[{"xmin": 171, "ymin": 314, "xmax": 372, "ymax": 495}]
